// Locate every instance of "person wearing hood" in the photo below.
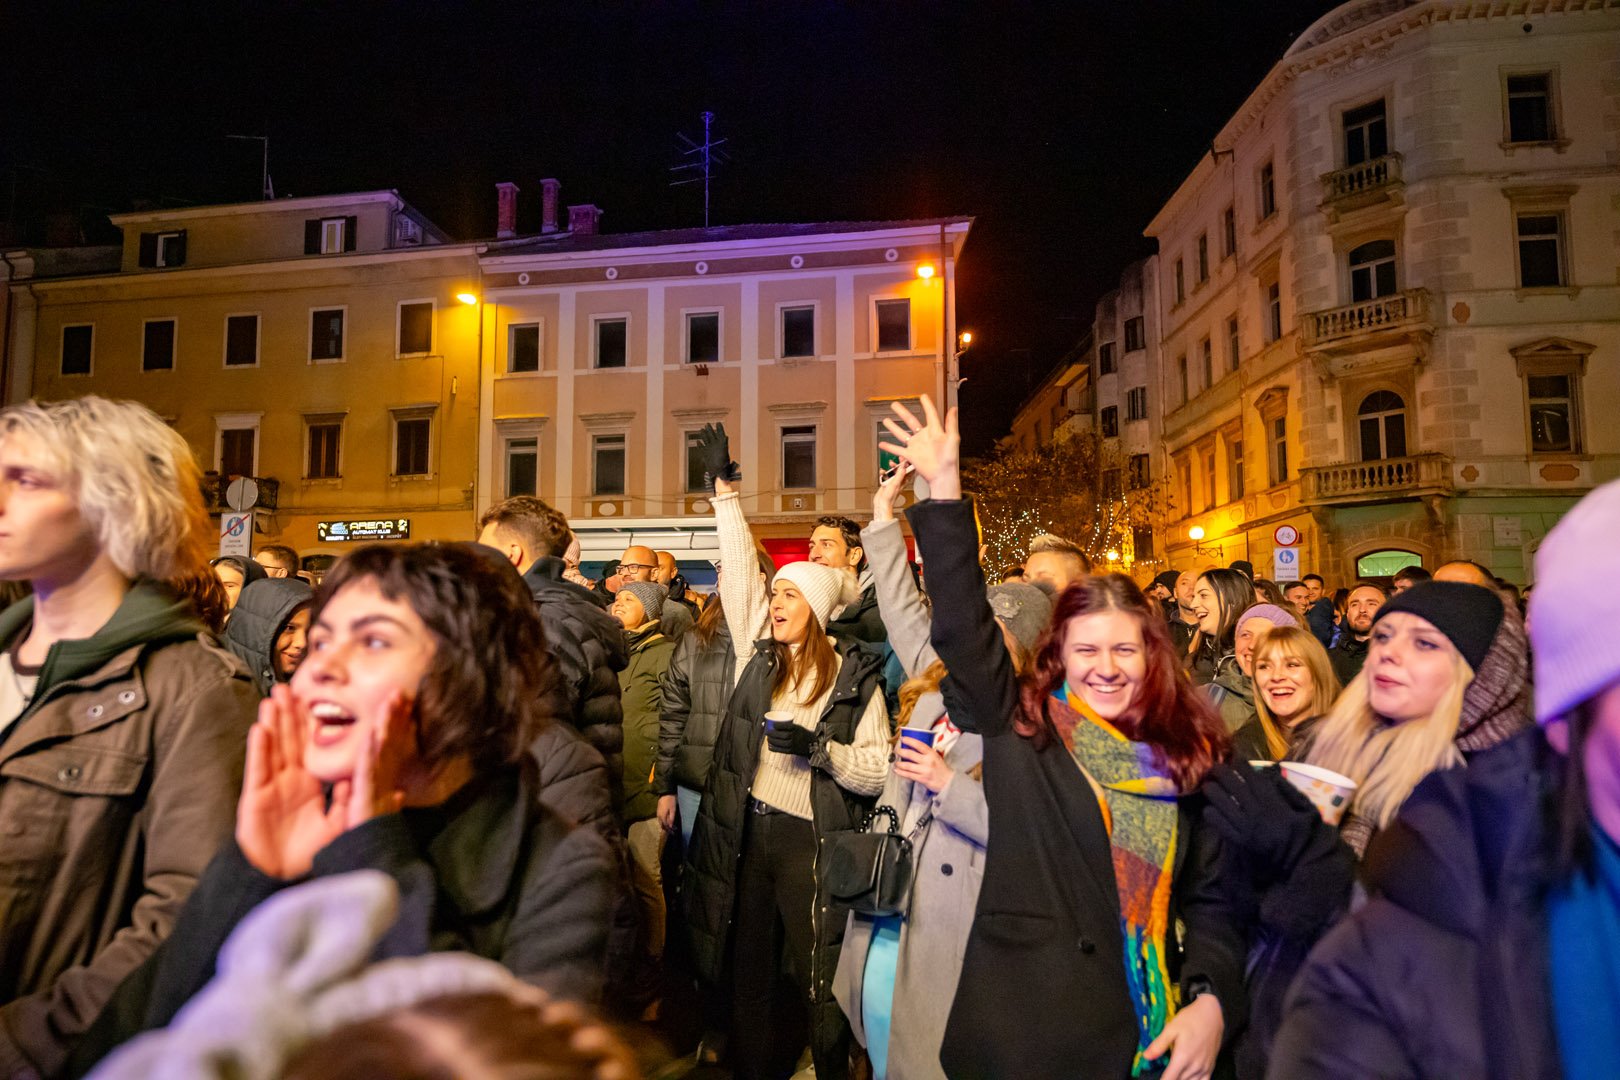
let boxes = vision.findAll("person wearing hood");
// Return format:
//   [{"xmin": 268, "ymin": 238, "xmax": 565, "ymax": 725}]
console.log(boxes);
[
  {"xmin": 0, "ymin": 397, "xmax": 260, "ymax": 1078},
  {"xmin": 834, "ymin": 462, "xmax": 1049, "ymax": 1080},
  {"xmin": 1271, "ymin": 478, "xmax": 1620, "ymax": 1080},
  {"xmin": 210, "ymin": 554, "xmax": 267, "ymax": 613},
  {"xmin": 223, "ymin": 576, "xmax": 313, "ymax": 696},
  {"xmin": 685, "ymin": 424, "xmax": 891, "ymax": 1080}
]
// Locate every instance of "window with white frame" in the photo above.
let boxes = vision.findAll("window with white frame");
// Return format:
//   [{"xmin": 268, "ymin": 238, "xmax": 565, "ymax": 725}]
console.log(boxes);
[
  {"xmin": 686, "ymin": 311, "xmax": 720, "ymax": 365},
  {"xmin": 1349, "ymin": 239, "xmax": 1398, "ymax": 301},
  {"xmin": 1266, "ymin": 281, "xmax": 1283, "ymax": 342},
  {"xmin": 1358, "ymin": 390, "xmax": 1408, "ymax": 461},
  {"xmin": 1177, "ymin": 355, "xmax": 1189, "ymax": 404},
  {"xmin": 1098, "ymin": 342, "xmax": 1116, "ymax": 375},
  {"xmin": 1197, "ymin": 233, "xmax": 1209, "ymax": 283},
  {"xmin": 391, "ymin": 409, "xmax": 434, "ymax": 477},
  {"xmin": 1222, "ymin": 205, "xmax": 1236, "ymax": 258},
  {"xmin": 1228, "ymin": 437, "xmax": 1245, "ymax": 501},
  {"xmin": 875, "ymin": 298, "xmax": 911, "ymax": 351},
  {"xmin": 397, "ymin": 300, "xmax": 433, "ymax": 355},
  {"xmin": 781, "ymin": 426, "xmax": 817, "ymax": 490},
  {"xmin": 505, "ymin": 437, "xmax": 538, "ymax": 496},
  {"xmin": 60, "ymin": 324, "xmax": 93, "ymax": 376},
  {"xmin": 143, "ymin": 318, "xmax": 176, "ymax": 371},
  {"xmin": 1259, "ymin": 160, "xmax": 1277, "ymax": 220},
  {"xmin": 1516, "ymin": 212, "xmax": 1567, "ymax": 288},
  {"xmin": 1514, "ymin": 339, "xmax": 1590, "ymax": 456},
  {"xmin": 685, "ymin": 431, "xmax": 708, "ymax": 492},
  {"xmin": 1505, "ymin": 72, "xmax": 1557, "ymax": 144},
  {"xmin": 1343, "ymin": 99, "xmax": 1388, "ymax": 165},
  {"xmin": 1227, "ymin": 315, "xmax": 1240, "ymax": 372},
  {"xmin": 1269, "ymin": 415, "xmax": 1288, "ymax": 486},
  {"xmin": 592, "ymin": 434, "xmax": 626, "ymax": 495},
  {"xmin": 305, "ymin": 415, "xmax": 343, "ymax": 480},
  {"xmin": 156, "ymin": 231, "xmax": 186, "ymax": 268},
  {"xmin": 595, "ymin": 317, "xmax": 628, "ymax": 368},
  {"xmin": 216, "ymin": 414, "xmax": 260, "ymax": 477},
  {"xmin": 1124, "ymin": 316, "xmax": 1145, "ymax": 352},
  {"xmin": 225, "ymin": 314, "xmax": 259, "ymax": 367},
  {"xmin": 1126, "ymin": 386, "xmax": 1147, "ymax": 421},
  {"xmin": 509, "ymin": 323, "xmax": 540, "ymax": 373},
  {"xmin": 1203, "ymin": 447, "xmax": 1217, "ymax": 510},
  {"xmin": 310, "ymin": 308, "xmax": 345, "ymax": 362},
  {"xmin": 781, "ymin": 305, "xmax": 815, "ymax": 358},
  {"xmin": 321, "ymin": 218, "xmax": 347, "ymax": 254}
]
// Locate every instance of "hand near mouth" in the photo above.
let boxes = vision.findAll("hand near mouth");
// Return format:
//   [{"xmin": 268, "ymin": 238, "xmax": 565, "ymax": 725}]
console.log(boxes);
[
  {"xmin": 237, "ymin": 685, "xmax": 351, "ymax": 879},
  {"xmin": 346, "ymin": 690, "xmax": 413, "ymax": 826}
]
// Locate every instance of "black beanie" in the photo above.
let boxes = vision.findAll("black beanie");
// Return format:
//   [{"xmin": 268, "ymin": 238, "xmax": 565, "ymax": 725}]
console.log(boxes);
[
  {"xmin": 1230, "ymin": 560, "xmax": 1254, "ymax": 580},
  {"xmin": 1371, "ymin": 580, "xmax": 1504, "ymax": 671},
  {"xmin": 1152, "ymin": 570, "xmax": 1181, "ymax": 592}
]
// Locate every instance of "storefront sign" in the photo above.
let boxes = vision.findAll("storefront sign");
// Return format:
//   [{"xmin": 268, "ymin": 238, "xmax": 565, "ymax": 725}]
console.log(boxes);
[{"xmin": 317, "ymin": 518, "xmax": 411, "ymax": 542}]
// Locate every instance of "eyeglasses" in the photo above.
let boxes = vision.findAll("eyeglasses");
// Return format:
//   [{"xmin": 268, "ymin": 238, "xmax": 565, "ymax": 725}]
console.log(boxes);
[{"xmin": 618, "ymin": 562, "xmax": 654, "ymax": 574}]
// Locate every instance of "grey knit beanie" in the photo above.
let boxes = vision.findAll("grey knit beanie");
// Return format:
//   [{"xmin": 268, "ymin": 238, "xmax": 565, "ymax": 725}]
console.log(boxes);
[
  {"xmin": 618, "ymin": 580, "xmax": 668, "ymax": 621},
  {"xmin": 987, "ymin": 582, "xmax": 1054, "ymax": 654}
]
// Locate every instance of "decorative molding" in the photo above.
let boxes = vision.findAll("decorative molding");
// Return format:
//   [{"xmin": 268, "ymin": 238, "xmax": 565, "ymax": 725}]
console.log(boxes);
[
  {"xmin": 670, "ymin": 405, "xmax": 730, "ymax": 422},
  {"xmin": 767, "ymin": 399, "xmax": 828, "ymax": 418},
  {"xmin": 579, "ymin": 410, "xmax": 635, "ymax": 432}
]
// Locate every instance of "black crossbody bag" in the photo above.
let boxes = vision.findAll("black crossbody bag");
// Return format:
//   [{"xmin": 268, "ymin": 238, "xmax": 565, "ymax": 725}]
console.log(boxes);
[{"xmin": 824, "ymin": 804, "xmax": 929, "ymax": 918}]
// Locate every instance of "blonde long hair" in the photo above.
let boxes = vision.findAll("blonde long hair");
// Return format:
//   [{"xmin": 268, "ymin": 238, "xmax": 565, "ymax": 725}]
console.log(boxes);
[
  {"xmin": 1251, "ymin": 626, "xmax": 1339, "ymax": 759},
  {"xmin": 1306, "ymin": 649, "xmax": 1474, "ymax": 831}
]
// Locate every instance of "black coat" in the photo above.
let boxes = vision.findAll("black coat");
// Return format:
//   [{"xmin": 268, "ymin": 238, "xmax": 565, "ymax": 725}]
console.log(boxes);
[
  {"xmin": 908, "ymin": 498, "xmax": 1247, "ymax": 1080},
  {"xmin": 1328, "ymin": 635, "xmax": 1369, "ymax": 686},
  {"xmin": 683, "ymin": 635, "xmax": 882, "ymax": 1063},
  {"xmin": 524, "ymin": 558, "xmax": 629, "ymax": 788},
  {"xmin": 653, "ymin": 621, "xmax": 736, "ymax": 796},
  {"xmin": 65, "ymin": 759, "xmax": 616, "ymax": 1076},
  {"xmin": 222, "ymin": 577, "xmax": 312, "ymax": 696},
  {"xmin": 828, "ymin": 583, "xmax": 886, "ymax": 646},
  {"xmin": 1270, "ymin": 730, "xmax": 1561, "ymax": 1080}
]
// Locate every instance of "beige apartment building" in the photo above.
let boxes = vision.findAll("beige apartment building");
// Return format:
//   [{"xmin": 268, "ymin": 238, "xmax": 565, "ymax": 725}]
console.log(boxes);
[{"xmin": 1145, "ymin": 0, "xmax": 1619, "ymax": 585}]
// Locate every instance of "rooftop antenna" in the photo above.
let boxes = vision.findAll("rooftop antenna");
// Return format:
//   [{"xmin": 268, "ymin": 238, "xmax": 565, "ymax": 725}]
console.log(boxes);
[
  {"xmin": 227, "ymin": 134, "xmax": 274, "ymax": 200},
  {"xmin": 670, "ymin": 111, "xmax": 729, "ymax": 227}
]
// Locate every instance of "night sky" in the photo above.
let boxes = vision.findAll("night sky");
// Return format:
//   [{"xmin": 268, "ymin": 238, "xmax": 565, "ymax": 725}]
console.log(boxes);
[{"xmin": 4, "ymin": 0, "xmax": 1333, "ymax": 453}]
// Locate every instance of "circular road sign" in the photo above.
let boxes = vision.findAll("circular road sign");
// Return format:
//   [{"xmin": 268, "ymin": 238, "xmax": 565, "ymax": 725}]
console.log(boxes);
[
  {"xmin": 226, "ymin": 477, "xmax": 259, "ymax": 513},
  {"xmin": 1274, "ymin": 524, "xmax": 1299, "ymax": 546}
]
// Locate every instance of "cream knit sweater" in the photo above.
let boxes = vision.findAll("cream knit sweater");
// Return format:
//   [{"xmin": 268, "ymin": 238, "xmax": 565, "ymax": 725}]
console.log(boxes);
[{"xmin": 713, "ymin": 491, "xmax": 890, "ymax": 819}]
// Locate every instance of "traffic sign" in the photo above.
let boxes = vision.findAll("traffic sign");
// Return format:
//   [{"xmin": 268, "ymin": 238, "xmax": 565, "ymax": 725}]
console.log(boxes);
[
  {"xmin": 219, "ymin": 511, "xmax": 253, "ymax": 557},
  {"xmin": 1274, "ymin": 524, "xmax": 1299, "ymax": 546},
  {"xmin": 1273, "ymin": 545, "xmax": 1300, "ymax": 582}
]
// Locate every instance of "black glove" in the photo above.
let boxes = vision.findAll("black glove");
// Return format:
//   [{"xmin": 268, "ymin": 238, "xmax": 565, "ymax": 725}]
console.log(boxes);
[
  {"xmin": 765, "ymin": 721, "xmax": 817, "ymax": 758},
  {"xmin": 695, "ymin": 422, "xmax": 741, "ymax": 492},
  {"xmin": 1200, "ymin": 762, "xmax": 1323, "ymax": 875}
]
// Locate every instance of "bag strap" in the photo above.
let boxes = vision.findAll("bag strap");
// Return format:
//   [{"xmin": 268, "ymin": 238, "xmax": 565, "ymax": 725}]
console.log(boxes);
[{"xmin": 863, "ymin": 805, "xmax": 901, "ymax": 834}]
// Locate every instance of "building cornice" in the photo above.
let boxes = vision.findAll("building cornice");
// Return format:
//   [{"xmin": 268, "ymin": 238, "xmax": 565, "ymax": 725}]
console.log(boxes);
[
  {"xmin": 479, "ymin": 221, "xmax": 971, "ymax": 269},
  {"xmin": 18, "ymin": 244, "xmax": 483, "ymax": 292},
  {"xmin": 108, "ymin": 190, "xmax": 408, "ymax": 226}
]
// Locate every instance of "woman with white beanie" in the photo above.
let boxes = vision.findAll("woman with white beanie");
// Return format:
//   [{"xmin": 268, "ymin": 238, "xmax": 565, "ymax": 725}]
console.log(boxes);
[
  {"xmin": 1271, "ymin": 477, "xmax": 1620, "ymax": 1080},
  {"xmin": 684, "ymin": 426, "xmax": 890, "ymax": 1080}
]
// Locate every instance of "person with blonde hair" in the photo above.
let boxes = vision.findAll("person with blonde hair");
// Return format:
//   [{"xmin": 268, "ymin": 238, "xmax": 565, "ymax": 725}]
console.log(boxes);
[
  {"xmin": 1231, "ymin": 625, "xmax": 1340, "ymax": 763},
  {"xmin": 0, "ymin": 396, "xmax": 260, "ymax": 1076}
]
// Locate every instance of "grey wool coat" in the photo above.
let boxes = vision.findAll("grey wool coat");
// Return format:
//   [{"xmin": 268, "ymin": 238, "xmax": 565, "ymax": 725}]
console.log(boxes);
[{"xmin": 833, "ymin": 517, "xmax": 989, "ymax": 1080}]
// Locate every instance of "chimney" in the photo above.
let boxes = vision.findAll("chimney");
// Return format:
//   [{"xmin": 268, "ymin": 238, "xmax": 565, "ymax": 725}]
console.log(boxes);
[
  {"xmin": 568, "ymin": 204, "xmax": 602, "ymax": 236},
  {"xmin": 495, "ymin": 182, "xmax": 519, "ymax": 239},
  {"xmin": 540, "ymin": 178, "xmax": 562, "ymax": 234}
]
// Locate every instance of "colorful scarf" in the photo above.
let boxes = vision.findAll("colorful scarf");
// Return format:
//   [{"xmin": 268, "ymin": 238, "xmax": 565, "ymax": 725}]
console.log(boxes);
[{"xmin": 1054, "ymin": 682, "xmax": 1182, "ymax": 1076}]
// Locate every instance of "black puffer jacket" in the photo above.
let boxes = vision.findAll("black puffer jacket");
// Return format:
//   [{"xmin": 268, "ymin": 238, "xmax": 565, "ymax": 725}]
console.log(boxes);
[
  {"xmin": 652, "ymin": 620, "xmax": 736, "ymax": 796},
  {"xmin": 222, "ymin": 577, "xmax": 312, "ymax": 696},
  {"xmin": 827, "ymin": 583, "xmax": 886, "ymax": 646},
  {"xmin": 524, "ymin": 558, "xmax": 628, "ymax": 789}
]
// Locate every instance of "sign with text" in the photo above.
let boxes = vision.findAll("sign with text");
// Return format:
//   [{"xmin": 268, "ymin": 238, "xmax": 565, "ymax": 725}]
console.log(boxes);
[
  {"xmin": 1273, "ymin": 545, "xmax": 1301, "ymax": 582},
  {"xmin": 317, "ymin": 518, "xmax": 411, "ymax": 543},
  {"xmin": 219, "ymin": 511, "xmax": 253, "ymax": 557}
]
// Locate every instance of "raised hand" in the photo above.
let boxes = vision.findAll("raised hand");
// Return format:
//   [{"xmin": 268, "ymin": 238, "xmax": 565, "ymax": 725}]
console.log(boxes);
[
  {"xmin": 872, "ymin": 460, "xmax": 914, "ymax": 523},
  {"xmin": 695, "ymin": 422, "xmax": 741, "ymax": 493},
  {"xmin": 236, "ymin": 685, "xmax": 349, "ymax": 879},
  {"xmin": 879, "ymin": 395, "xmax": 961, "ymax": 500},
  {"xmin": 344, "ymin": 689, "xmax": 413, "ymax": 827}
]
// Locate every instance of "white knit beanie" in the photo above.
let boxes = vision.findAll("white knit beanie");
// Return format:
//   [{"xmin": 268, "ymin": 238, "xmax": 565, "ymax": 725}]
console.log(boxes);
[
  {"xmin": 774, "ymin": 560, "xmax": 859, "ymax": 629},
  {"xmin": 1530, "ymin": 477, "xmax": 1620, "ymax": 725}
]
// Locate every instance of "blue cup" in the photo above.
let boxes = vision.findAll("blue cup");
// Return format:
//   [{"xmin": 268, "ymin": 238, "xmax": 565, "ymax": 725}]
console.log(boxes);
[{"xmin": 898, "ymin": 726, "xmax": 936, "ymax": 748}]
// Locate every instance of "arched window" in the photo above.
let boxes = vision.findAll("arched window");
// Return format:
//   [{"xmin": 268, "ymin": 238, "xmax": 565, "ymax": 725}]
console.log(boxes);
[
  {"xmin": 1359, "ymin": 390, "xmax": 1407, "ymax": 460},
  {"xmin": 1357, "ymin": 549, "xmax": 1422, "ymax": 578},
  {"xmin": 1349, "ymin": 239, "xmax": 1397, "ymax": 302}
]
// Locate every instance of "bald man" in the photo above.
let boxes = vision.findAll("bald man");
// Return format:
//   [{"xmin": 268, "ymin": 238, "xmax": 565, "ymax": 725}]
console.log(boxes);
[
  {"xmin": 654, "ymin": 550, "xmax": 700, "ymax": 619},
  {"xmin": 1434, "ymin": 560, "xmax": 1496, "ymax": 589},
  {"xmin": 620, "ymin": 544, "xmax": 692, "ymax": 640}
]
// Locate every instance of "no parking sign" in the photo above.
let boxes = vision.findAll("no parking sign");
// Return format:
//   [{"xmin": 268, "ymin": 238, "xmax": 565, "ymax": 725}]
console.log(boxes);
[
  {"xmin": 219, "ymin": 511, "xmax": 253, "ymax": 557},
  {"xmin": 1273, "ymin": 545, "xmax": 1301, "ymax": 582}
]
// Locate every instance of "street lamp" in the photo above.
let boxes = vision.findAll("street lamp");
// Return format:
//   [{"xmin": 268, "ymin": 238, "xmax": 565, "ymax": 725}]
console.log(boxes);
[
  {"xmin": 1188, "ymin": 526, "xmax": 1205, "ymax": 541},
  {"xmin": 1105, "ymin": 548, "xmax": 1120, "ymax": 562},
  {"xmin": 959, "ymin": 331, "xmax": 972, "ymax": 345},
  {"xmin": 456, "ymin": 292, "xmax": 478, "ymax": 305},
  {"xmin": 917, "ymin": 264, "xmax": 935, "ymax": 280}
]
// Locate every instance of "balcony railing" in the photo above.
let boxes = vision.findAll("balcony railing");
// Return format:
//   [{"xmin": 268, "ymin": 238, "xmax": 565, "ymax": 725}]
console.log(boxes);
[
  {"xmin": 1299, "ymin": 452, "xmax": 1452, "ymax": 505},
  {"xmin": 1320, "ymin": 152, "xmax": 1403, "ymax": 205},
  {"xmin": 1302, "ymin": 288, "xmax": 1430, "ymax": 350}
]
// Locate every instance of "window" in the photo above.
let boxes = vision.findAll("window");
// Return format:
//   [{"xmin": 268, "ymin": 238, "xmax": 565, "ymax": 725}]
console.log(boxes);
[
  {"xmin": 1228, "ymin": 438, "xmax": 1245, "ymax": 501},
  {"xmin": 1349, "ymin": 239, "xmax": 1398, "ymax": 302},
  {"xmin": 1101, "ymin": 406, "xmax": 1119, "ymax": 438},
  {"xmin": 306, "ymin": 418, "xmax": 342, "ymax": 480},
  {"xmin": 1197, "ymin": 233, "xmax": 1209, "ymax": 283},
  {"xmin": 305, "ymin": 216, "xmax": 356, "ymax": 255},
  {"xmin": 1128, "ymin": 453, "xmax": 1150, "ymax": 489},
  {"xmin": 1178, "ymin": 458, "xmax": 1193, "ymax": 517},
  {"xmin": 1177, "ymin": 355, "xmax": 1189, "ymax": 404},
  {"xmin": 1506, "ymin": 73, "xmax": 1555, "ymax": 143},
  {"xmin": 220, "ymin": 428, "xmax": 256, "ymax": 478},
  {"xmin": 782, "ymin": 426, "xmax": 817, "ymax": 489},
  {"xmin": 142, "ymin": 319, "xmax": 176, "ymax": 371},
  {"xmin": 1516, "ymin": 213, "xmax": 1567, "ymax": 288},
  {"xmin": 1200, "ymin": 337, "xmax": 1213, "ymax": 390},
  {"xmin": 1203, "ymin": 448, "xmax": 1217, "ymax": 511},
  {"xmin": 60, "ymin": 324, "xmax": 93, "ymax": 375},
  {"xmin": 1126, "ymin": 386, "xmax": 1147, "ymax": 421},
  {"xmin": 875, "ymin": 299, "xmax": 911, "ymax": 351},
  {"xmin": 1343, "ymin": 99, "xmax": 1388, "ymax": 166},
  {"xmin": 394, "ymin": 415, "xmax": 432, "ymax": 477},
  {"xmin": 310, "ymin": 308, "xmax": 345, "ymax": 362},
  {"xmin": 225, "ymin": 314, "xmax": 258, "ymax": 367},
  {"xmin": 1102, "ymin": 469, "xmax": 1122, "ymax": 499},
  {"xmin": 1133, "ymin": 525, "xmax": 1155, "ymax": 561},
  {"xmin": 505, "ymin": 438, "xmax": 538, "ymax": 496},
  {"xmin": 595, "ymin": 317, "xmax": 627, "ymax": 368},
  {"xmin": 1270, "ymin": 415, "xmax": 1288, "ymax": 486},
  {"xmin": 1124, "ymin": 316, "xmax": 1145, "ymax": 352},
  {"xmin": 1098, "ymin": 342, "xmax": 1116, "ymax": 375},
  {"xmin": 138, "ymin": 230, "xmax": 186, "ymax": 268},
  {"xmin": 1222, "ymin": 205, "xmax": 1237, "ymax": 258},
  {"xmin": 1267, "ymin": 282, "xmax": 1283, "ymax": 342},
  {"xmin": 1358, "ymin": 390, "xmax": 1408, "ymax": 461},
  {"xmin": 508, "ymin": 323, "xmax": 540, "ymax": 373},
  {"xmin": 397, "ymin": 301, "xmax": 433, "ymax": 355},
  {"xmin": 686, "ymin": 312, "xmax": 720, "ymax": 365},
  {"xmin": 1260, "ymin": 160, "xmax": 1276, "ymax": 220},
  {"xmin": 686, "ymin": 431, "xmax": 708, "ymax": 492},
  {"xmin": 781, "ymin": 305, "xmax": 815, "ymax": 357},
  {"xmin": 1175, "ymin": 259, "xmax": 1186, "ymax": 304},
  {"xmin": 1227, "ymin": 315, "xmax": 1240, "ymax": 372},
  {"xmin": 1527, "ymin": 375, "xmax": 1577, "ymax": 453},
  {"xmin": 592, "ymin": 434, "xmax": 626, "ymax": 495}
]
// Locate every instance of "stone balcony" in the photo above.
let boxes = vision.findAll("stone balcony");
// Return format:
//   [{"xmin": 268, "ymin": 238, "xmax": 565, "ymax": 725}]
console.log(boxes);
[
  {"xmin": 1301, "ymin": 288, "xmax": 1433, "ymax": 357},
  {"xmin": 1298, "ymin": 452, "xmax": 1453, "ymax": 507},
  {"xmin": 1319, "ymin": 153, "xmax": 1404, "ymax": 221}
]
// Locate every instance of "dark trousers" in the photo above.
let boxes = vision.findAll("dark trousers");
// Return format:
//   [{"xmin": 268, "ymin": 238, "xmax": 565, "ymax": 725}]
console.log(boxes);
[{"xmin": 731, "ymin": 803, "xmax": 846, "ymax": 1080}]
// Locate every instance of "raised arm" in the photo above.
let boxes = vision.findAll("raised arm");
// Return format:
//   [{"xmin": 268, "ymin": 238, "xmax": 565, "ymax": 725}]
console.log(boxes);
[
  {"xmin": 712, "ymin": 485, "xmax": 769, "ymax": 661},
  {"xmin": 860, "ymin": 509, "xmax": 938, "ymax": 679}
]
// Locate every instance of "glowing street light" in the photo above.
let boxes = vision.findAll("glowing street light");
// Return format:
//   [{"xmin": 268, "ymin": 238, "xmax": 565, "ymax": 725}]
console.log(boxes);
[
  {"xmin": 917, "ymin": 264, "xmax": 935, "ymax": 280},
  {"xmin": 960, "ymin": 331, "xmax": 973, "ymax": 345},
  {"xmin": 456, "ymin": 292, "xmax": 479, "ymax": 305},
  {"xmin": 1105, "ymin": 548, "xmax": 1120, "ymax": 562},
  {"xmin": 1188, "ymin": 526, "xmax": 1206, "ymax": 541}
]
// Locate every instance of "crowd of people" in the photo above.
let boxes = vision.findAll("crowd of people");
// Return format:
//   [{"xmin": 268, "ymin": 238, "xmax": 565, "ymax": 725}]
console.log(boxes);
[{"xmin": 0, "ymin": 392, "xmax": 1612, "ymax": 1080}]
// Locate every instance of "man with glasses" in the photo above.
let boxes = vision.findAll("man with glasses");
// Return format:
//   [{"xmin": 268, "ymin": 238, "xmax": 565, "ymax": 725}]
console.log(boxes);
[{"xmin": 619, "ymin": 544, "xmax": 692, "ymax": 641}]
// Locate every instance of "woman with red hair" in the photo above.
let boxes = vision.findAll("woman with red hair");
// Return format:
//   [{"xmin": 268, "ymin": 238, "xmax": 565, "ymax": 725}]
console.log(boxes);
[{"xmin": 884, "ymin": 397, "xmax": 1243, "ymax": 1080}]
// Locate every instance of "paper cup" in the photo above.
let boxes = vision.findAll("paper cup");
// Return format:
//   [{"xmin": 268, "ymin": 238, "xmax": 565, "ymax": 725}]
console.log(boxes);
[
  {"xmin": 764, "ymin": 711, "xmax": 794, "ymax": 730},
  {"xmin": 898, "ymin": 726, "xmax": 937, "ymax": 748},
  {"xmin": 1278, "ymin": 761, "xmax": 1357, "ymax": 826}
]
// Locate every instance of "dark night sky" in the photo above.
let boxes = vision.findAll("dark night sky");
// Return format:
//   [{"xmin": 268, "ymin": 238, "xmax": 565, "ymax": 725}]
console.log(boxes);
[{"xmin": 3, "ymin": 0, "xmax": 1333, "ymax": 452}]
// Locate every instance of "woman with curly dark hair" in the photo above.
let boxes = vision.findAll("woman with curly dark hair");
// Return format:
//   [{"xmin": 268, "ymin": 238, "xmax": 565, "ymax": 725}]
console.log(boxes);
[
  {"xmin": 65, "ymin": 543, "xmax": 618, "ymax": 1075},
  {"xmin": 883, "ymin": 397, "xmax": 1244, "ymax": 1080}
]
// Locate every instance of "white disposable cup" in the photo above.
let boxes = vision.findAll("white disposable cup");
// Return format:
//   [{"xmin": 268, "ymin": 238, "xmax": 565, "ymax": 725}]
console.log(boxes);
[{"xmin": 1278, "ymin": 761, "xmax": 1358, "ymax": 826}]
